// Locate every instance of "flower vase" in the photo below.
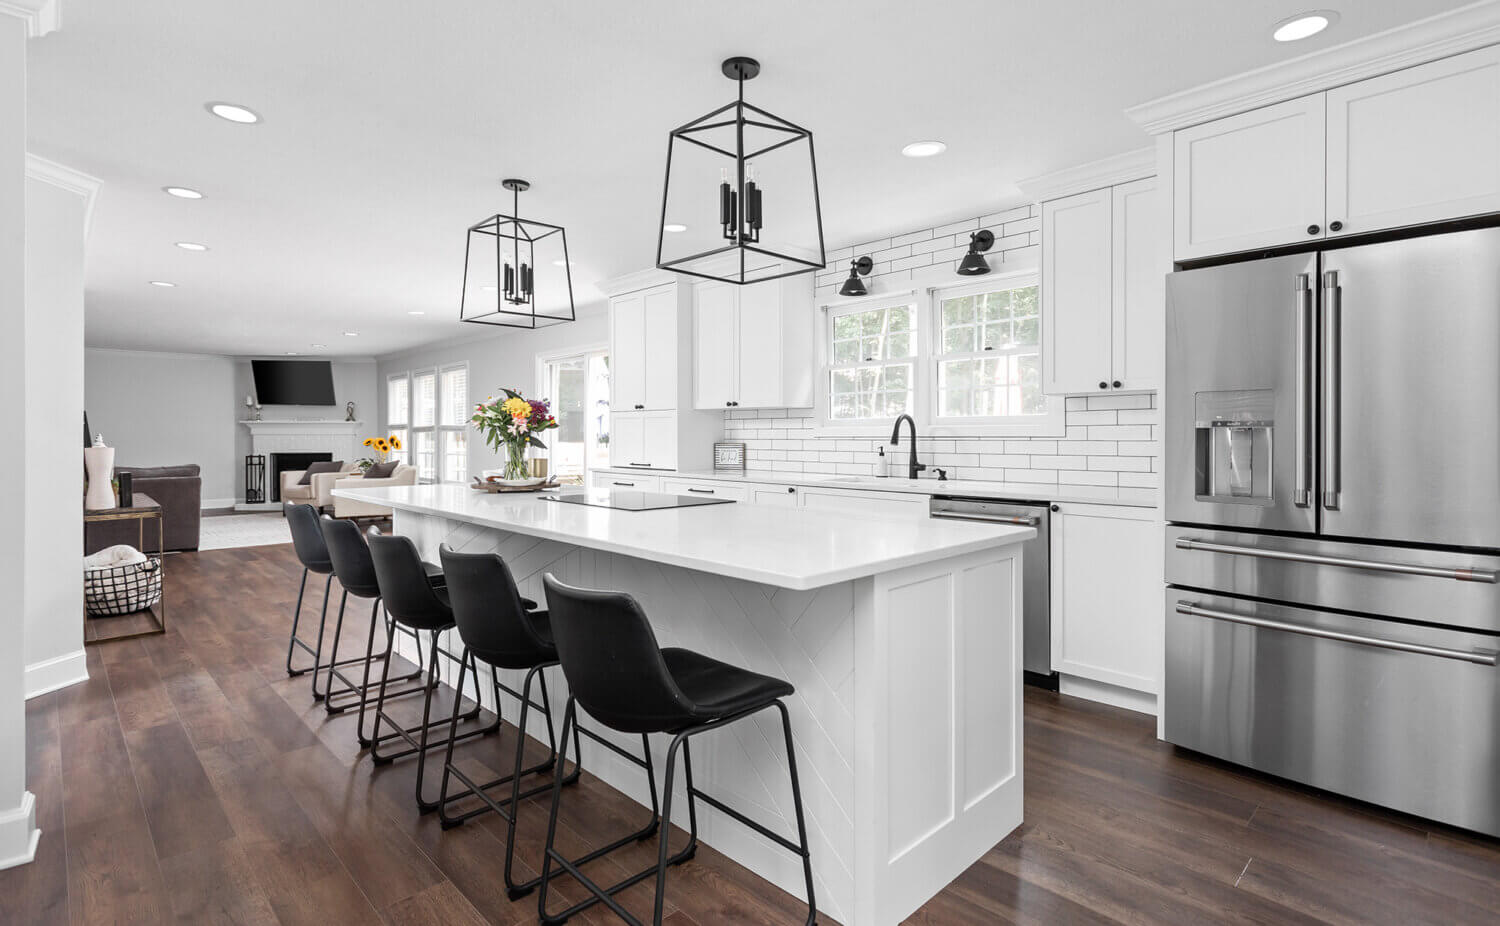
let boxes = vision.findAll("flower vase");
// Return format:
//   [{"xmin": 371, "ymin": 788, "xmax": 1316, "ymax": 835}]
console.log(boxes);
[
  {"xmin": 504, "ymin": 444, "xmax": 529, "ymax": 481},
  {"xmin": 84, "ymin": 445, "xmax": 116, "ymax": 510}
]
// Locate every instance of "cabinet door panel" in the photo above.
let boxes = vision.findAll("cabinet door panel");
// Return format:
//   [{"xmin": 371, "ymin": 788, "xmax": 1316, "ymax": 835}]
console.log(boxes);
[
  {"xmin": 611, "ymin": 294, "xmax": 647, "ymax": 410},
  {"xmin": 694, "ymin": 282, "xmax": 738, "ymax": 409},
  {"xmin": 642, "ymin": 411, "xmax": 677, "ymax": 470},
  {"xmin": 1050, "ymin": 504, "xmax": 1161, "ymax": 694},
  {"xmin": 1042, "ymin": 188, "xmax": 1113, "ymax": 395},
  {"xmin": 750, "ymin": 486, "xmax": 799, "ymax": 507},
  {"xmin": 642, "ymin": 286, "xmax": 678, "ymax": 410},
  {"xmin": 1327, "ymin": 46, "xmax": 1500, "ymax": 237},
  {"xmin": 591, "ymin": 471, "xmax": 662, "ymax": 493},
  {"xmin": 1173, "ymin": 95, "xmax": 1326, "ymax": 260},
  {"xmin": 736, "ymin": 280, "xmax": 783, "ymax": 408},
  {"xmin": 797, "ymin": 486, "xmax": 928, "ymax": 519},
  {"xmin": 660, "ymin": 478, "xmax": 750, "ymax": 502},
  {"xmin": 1112, "ymin": 178, "xmax": 1166, "ymax": 390},
  {"xmin": 608, "ymin": 411, "xmax": 646, "ymax": 468}
]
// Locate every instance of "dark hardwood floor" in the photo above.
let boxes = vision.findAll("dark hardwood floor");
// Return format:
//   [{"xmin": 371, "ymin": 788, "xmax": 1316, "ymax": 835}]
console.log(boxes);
[{"xmin": 3, "ymin": 542, "xmax": 1498, "ymax": 925}]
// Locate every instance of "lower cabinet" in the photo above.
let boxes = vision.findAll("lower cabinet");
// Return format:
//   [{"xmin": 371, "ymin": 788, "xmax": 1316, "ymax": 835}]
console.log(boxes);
[
  {"xmin": 608, "ymin": 410, "xmax": 677, "ymax": 470},
  {"xmin": 750, "ymin": 484, "xmax": 800, "ymax": 507},
  {"xmin": 589, "ymin": 471, "xmax": 662, "ymax": 493},
  {"xmin": 797, "ymin": 485, "xmax": 928, "ymax": 518},
  {"xmin": 1049, "ymin": 502, "xmax": 1163, "ymax": 700},
  {"xmin": 658, "ymin": 477, "xmax": 749, "ymax": 503}
]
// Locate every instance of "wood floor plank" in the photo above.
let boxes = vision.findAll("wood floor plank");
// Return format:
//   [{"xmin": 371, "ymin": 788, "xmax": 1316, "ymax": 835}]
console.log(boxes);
[
  {"xmin": 64, "ymin": 809, "xmax": 173, "ymax": 926},
  {"xmin": 121, "ymin": 720, "xmax": 237, "ymax": 862},
  {"xmin": 157, "ymin": 838, "xmax": 281, "ymax": 925},
  {"xmin": 379, "ymin": 880, "xmax": 491, "ymax": 926},
  {"xmin": 0, "ymin": 700, "xmax": 70, "ymax": 926}
]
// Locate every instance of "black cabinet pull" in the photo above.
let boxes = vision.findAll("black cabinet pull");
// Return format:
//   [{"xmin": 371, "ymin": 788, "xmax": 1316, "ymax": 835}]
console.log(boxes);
[
  {"xmin": 1330, "ymin": 220, "xmax": 1344, "ymax": 232},
  {"xmin": 1307, "ymin": 224, "xmax": 1320, "ymax": 235},
  {"xmin": 1098, "ymin": 381, "xmax": 1108, "ymax": 390},
  {"xmin": 1050, "ymin": 504, "xmax": 1060, "ymax": 512},
  {"xmin": 726, "ymin": 401, "xmax": 733, "ymax": 407},
  {"xmin": 633, "ymin": 404, "xmax": 644, "ymax": 410},
  {"xmin": 787, "ymin": 486, "xmax": 795, "ymax": 493},
  {"xmin": 687, "ymin": 487, "xmax": 714, "ymax": 494},
  {"xmin": 613, "ymin": 481, "xmax": 635, "ymax": 487},
  {"xmin": 1112, "ymin": 380, "xmax": 1122, "ymax": 388}
]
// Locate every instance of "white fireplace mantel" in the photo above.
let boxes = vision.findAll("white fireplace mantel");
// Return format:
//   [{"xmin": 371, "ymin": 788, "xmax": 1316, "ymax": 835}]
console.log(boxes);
[{"xmin": 236, "ymin": 420, "xmax": 370, "ymax": 511}]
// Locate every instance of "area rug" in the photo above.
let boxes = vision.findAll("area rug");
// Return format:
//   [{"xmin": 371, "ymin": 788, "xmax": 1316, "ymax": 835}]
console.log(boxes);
[{"xmin": 197, "ymin": 513, "xmax": 292, "ymax": 551}]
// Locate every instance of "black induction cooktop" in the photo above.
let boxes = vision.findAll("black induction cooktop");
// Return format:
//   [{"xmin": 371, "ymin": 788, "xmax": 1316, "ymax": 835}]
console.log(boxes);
[{"xmin": 542, "ymin": 490, "xmax": 735, "ymax": 511}]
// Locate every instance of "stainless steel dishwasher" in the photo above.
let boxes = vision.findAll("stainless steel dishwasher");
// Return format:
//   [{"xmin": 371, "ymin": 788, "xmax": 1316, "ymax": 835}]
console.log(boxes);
[{"xmin": 929, "ymin": 496, "xmax": 1056, "ymax": 689}]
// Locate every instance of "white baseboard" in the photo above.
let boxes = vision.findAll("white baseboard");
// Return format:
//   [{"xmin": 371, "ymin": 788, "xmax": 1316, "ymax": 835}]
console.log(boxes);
[
  {"xmin": 233, "ymin": 502, "xmax": 282, "ymax": 513},
  {"xmin": 201, "ymin": 497, "xmax": 238, "ymax": 510},
  {"xmin": 1058, "ymin": 674, "xmax": 1158, "ymax": 717},
  {"xmin": 24, "ymin": 649, "xmax": 88, "ymax": 700},
  {"xmin": 0, "ymin": 792, "xmax": 39, "ymax": 871}
]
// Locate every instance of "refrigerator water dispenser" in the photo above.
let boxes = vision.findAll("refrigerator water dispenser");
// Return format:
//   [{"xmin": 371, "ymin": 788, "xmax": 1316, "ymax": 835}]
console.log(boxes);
[{"xmin": 1193, "ymin": 390, "xmax": 1273, "ymax": 503}]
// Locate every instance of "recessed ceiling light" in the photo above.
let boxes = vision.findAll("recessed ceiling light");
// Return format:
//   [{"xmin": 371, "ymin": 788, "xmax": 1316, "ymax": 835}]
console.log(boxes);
[
  {"xmin": 175, "ymin": 241, "xmax": 209, "ymax": 251},
  {"xmin": 901, "ymin": 140, "xmax": 947, "ymax": 158},
  {"xmin": 343, "ymin": 331, "xmax": 358, "ymax": 337},
  {"xmin": 552, "ymin": 259, "xmax": 573, "ymax": 267},
  {"xmin": 407, "ymin": 310, "xmax": 426, "ymax": 316},
  {"xmin": 482, "ymin": 284, "xmax": 498, "ymax": 292},
  {"xmin": 163, "ymin": 186, "xmax": 203, "ymax": 199},
  {"xmin": 310, "ymin": 343, "xmax": 327, "ymax": 350},
  {"xmin": 149, "ymin": 280, "xmax": 176, "ymax": 287},
  {"xmin": 663, "ymin": 223, "xmax": 688, "ymax": 233},
  {"xmin": 206, "ymin": 102, "xmax": 261, "ymax": 124},
  {"xmin": 284, "ymin": 351, "xmax": 299, "ymax": 356},
  {"xmin": 1273, "ymin": 10, "xmax": 1338, "ymax": 42}
]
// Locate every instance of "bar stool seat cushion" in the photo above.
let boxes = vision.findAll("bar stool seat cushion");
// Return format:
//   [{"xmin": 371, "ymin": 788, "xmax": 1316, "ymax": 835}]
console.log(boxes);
[{"xmin": 661, "ymin": 648, "xmax": 794, "ymax": 729}]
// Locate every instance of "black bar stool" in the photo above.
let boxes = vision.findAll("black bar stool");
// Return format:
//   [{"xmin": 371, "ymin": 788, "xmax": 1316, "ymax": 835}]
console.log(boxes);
[
  {"xmin": 284, "ymin": 503, "xmax": 373, "ymax": 688},
  {"xmin": 366, "ymin": 527, "xmax": 497, "ymax": 811},
  {"xmin": 318, "ymin": 515, "xmax": 438, "ymax": 738},
  {"xmin": 537, "ymin": 574, "xmax": 818, "ymax": 926},
  {"xmin": 434, "ymin": 545, "xmax": 584, "ymax": 899}
]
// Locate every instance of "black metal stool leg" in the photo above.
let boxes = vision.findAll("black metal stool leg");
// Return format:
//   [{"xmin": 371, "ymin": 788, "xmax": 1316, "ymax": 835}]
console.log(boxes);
[
  {"xmin": 307, "ymin": 574, "xmax": 335, "ymax": 700},
  {"xmin": 326, "ymin": 596, "xmax": 424, "ymax": 719},
  {"xmin": 776, "ymin": 700, "xmax": 819, "ymax": 926},
  {"xmin": 285, "ymin": 568, "xmax": 311, "ymax": 676}
]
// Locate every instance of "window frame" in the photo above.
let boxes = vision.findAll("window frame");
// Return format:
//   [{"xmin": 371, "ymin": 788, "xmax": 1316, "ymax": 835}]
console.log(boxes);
[
  {"xmin": 534, "ymin": 342, "xmax": 611, "ymax": 484},
  {"xmin": 814, "ymin": 271, "xmax": 1065, "ymax": 438},
  {"xmin": 385, "ymin": 363, "xmax": 468, "ymax": 484},
  {"xmin": 437, "ymin": 363, "xmax": 469, "ymax": 485},
  {"xmin": 384, "ymin": 374, "xmax": 410, "ymax": 467}
]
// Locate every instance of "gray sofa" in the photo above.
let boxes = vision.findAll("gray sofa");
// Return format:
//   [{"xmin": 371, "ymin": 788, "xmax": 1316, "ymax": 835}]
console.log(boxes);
[{"xmin": 84, "ymin": 463, "xmax": 203, "ymax": 554}]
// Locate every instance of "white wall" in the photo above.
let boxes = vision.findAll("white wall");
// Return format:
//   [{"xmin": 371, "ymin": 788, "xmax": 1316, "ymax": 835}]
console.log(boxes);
[
  {"xmin": 376, "ymin": 310, "xmax": 608, "ymax": 480},
  {"xmin": 24, "ymin": 169, "xmax": 91, "ymax": 701},
  {"xmin": 83, "ymin": 351, "xmax": 377, "ymax": 505}
]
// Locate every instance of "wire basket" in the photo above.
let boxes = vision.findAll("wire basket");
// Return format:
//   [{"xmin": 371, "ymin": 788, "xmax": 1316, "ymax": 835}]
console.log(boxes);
[{"xmin": 84, "ymin": 557, "xmax": 163, "ymax": 617}]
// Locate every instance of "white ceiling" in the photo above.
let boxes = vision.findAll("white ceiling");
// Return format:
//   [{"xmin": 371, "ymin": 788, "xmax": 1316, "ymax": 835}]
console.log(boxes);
[{"xmin": 27, "ymin": 0, "xmax": 1470, "ymax": 357}]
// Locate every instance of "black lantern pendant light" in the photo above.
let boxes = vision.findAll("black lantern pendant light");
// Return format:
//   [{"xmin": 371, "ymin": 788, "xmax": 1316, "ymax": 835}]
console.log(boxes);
[
  {"xmin": 957, "ymin": 230, "xmax": 995, "ymax": 276},
  {"xmin": 460, "ymin": 178, "xmax": 576, "ymax": 329},
  {"xmin": 839, "ymin": 256, "xmax": 874, "ymax": 297},
  {"xmin": 656, "ymin": 56, "xmax": 826, "ymax": 286}
]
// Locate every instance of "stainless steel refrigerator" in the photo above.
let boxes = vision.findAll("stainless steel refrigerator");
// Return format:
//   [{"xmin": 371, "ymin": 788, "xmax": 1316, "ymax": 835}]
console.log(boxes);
[{"xmin": 1164, "ymin": 226, "xmax": 1500, "ymax": 838}]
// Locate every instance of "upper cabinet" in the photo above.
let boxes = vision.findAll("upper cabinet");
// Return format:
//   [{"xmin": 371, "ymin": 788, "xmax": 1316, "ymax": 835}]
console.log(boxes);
[
  {"xmin": 1173, "ymin": 45, "xmax": 1500, "ymax": 261},
  {"xmin": 1040, "ymin": 176, "xmax": 1165, "ymax": 395},
  {"xmin": 611, "ymin": 284, "xmax": 678, "ymax": 411},
  {"xmin": 691, "ymin": 272, "xmax": 814, "ymax": 410},
  {"xmin": 1173, "ymin": 95, "xmax": 1326, "ymax": 261}
]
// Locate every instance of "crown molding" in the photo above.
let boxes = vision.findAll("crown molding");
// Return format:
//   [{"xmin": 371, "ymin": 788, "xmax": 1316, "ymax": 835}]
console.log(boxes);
[
  {"xmin": 1015, "ymin": 148, "xmax": 1155, "ymax": 203},
  {"xmin": 1127, "ymin": 0, "xmax": 1500, "ymax": 135},
  {"xmin": 0, "ymin": 0, "xmax": 59, "ymax": 37},
  {"xmin": 26, "ymin": 153, "xmax": 100, "ymax": 235},
  {"xmin": 597, "ymin": 266, "xmax": 679, "ymax": 296}
]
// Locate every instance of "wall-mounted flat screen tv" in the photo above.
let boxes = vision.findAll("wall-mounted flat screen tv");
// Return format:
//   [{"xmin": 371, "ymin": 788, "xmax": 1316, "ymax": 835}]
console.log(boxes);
[{"xmin": 251, "ymin": 359, "xmax": 336, "ymax": 406}]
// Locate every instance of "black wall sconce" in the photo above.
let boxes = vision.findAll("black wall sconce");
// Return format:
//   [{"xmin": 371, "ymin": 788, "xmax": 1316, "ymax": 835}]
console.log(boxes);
[
  {"xmin": 838, "ymin": 256, "xmax": 874, "ymax": 296},
  {"xmin": 957, "ymin": 230, "xmax": 995, "ymax": 276}
]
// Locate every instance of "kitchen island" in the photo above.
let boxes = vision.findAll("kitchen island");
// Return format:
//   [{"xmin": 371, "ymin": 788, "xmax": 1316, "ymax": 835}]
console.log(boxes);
[{"xmin": 333, "ymin": 483, "xmax": 1033, "ymax": 926}]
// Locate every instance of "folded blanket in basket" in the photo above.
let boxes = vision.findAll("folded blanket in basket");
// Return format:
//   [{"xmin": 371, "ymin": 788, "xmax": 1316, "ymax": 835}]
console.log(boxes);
[{"xmin": 84, "ymin": 545, "xmax": 148, "ymax": 570}]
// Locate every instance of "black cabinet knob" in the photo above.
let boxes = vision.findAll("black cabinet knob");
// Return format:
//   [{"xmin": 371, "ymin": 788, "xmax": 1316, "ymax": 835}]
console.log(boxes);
[
  {"xmin": 1050, "ymin": 504, "xmax": 1060, "ymax": 512},
  {"xmin": 1330, "ymin": 220, "xmax": 1344, "ymax": 232},
  {"xmin": 787, "ymin": 486, "xmax": 795, "ymax": 493},
  {"xmin": 1098, "ymin": 381, "xmax": 1108, "ymax": 390},
  {"xmin": 1112, "ymin": 380, "xmax": 1122, "ymax": 389},
  {"xmin": 633, "ymin": 404, "xmax": 644, "ymax": 410},
  {"xmin": 1307, "ymin": 224, "xmax": 1320, "ymax": 235},
  {"xmin": 725, "ymin": 401, "xmax": 733, "ymax": 407}
]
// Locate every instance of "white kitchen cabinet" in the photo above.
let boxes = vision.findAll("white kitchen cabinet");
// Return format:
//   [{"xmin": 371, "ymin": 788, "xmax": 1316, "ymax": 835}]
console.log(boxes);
[
  {"xmin": 607, "ymin": 410, "xmax": 677, "ymax": 470},
  {"xmin": 659, "ymin": 477, "xmax": 750, "ymax": 503},
  {"xmin": 692, "ymin": 274, "xmax": 814, "ymax": 410},
  {"xmin": 590, "ymin": 470, "xmax": 662, "ymax": 493},
  {"xmin": 611, "ymin": 292, "xmax": 647, "ymax": 411},
  {"xmin": 1040, "ymin": 178, "xmax": 1164, "ymax": 395},
  {"xmin": 1172, "ymin": 94, "xmax": 1326, "ymax": 261},
  {"xmin": 1041, "ymin": 188, "xmax": 1112, "ymax": 394},
  {"xmin": 611, "ymin": 284, "xmax": 678, "ymax": 411},
  {"xmin": 1049, "ymin": 502, "xmax": 1162, "ymax": 697},
  {"xmin": 751, "ymin": 484, "xmax": 800, "ymax": 507},
  {"xmin": 797, "ymin": 485, "xmax": 928, "ymax": 519},
  {"xmin": 1326, "ymin": 45, "xmax": 1500, "ymax": 237}
]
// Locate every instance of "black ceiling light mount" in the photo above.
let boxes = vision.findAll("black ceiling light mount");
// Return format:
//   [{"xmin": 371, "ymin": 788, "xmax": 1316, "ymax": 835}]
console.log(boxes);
[
  {"xmin": 460, "ymin": 178, "xmax": 576, "ymax": 329},
  {"xmin": 838, "ymin": 256, "xmax": 874, "ymax": 297},
  {"xmin": 656, "ymin": 56, "xmax": 826, "ymax": 286},
  {"xmin": 957, "ymin": 230, "xmax": 995, "ymax": 276}
]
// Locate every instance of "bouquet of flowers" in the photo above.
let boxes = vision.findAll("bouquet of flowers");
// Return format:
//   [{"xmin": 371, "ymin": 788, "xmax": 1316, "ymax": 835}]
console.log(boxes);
[
  {"xmin": 471, "ymin": 388, "xmax": 558, "ymax": 480},
  {"xmin": 359, "ymin": 433, "xmax": 403, "ymax": 470}
]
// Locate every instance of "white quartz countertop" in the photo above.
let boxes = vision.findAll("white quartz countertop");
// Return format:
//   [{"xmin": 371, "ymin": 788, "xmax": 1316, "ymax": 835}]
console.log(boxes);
[
  {"xmin": 607, "ymin": 468, "xmax": 1158, "ymax": 508},
  {"xmin": 334, "ymin": 483, "xmax": 1033, "ymax": 591}
]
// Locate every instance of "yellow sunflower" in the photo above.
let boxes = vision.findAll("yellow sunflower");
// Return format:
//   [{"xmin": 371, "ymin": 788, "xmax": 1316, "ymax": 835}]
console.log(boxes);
[{"xmin": 388, "ymin": 435, "xmax": 403, "ymax": 450}]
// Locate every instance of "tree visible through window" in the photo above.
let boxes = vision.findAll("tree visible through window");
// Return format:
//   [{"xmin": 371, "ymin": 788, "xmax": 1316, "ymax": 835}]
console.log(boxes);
[
  {"xmin": 936, "ymin": 283, "xmax": 1043, "ymax": 418},
  {"xmin": 827, "ymin": 302, "xmax": 916, "ymax": 420}
]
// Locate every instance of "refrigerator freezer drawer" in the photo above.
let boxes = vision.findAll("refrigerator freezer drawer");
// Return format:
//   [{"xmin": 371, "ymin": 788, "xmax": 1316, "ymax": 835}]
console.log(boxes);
[
  {"xmin": 1166, "ymin": 526, "xmax": 1500, "ymax": 634},
  {"xmin": 1165, "ymin": 591, "xmax": 1500, "ymax": 838}
]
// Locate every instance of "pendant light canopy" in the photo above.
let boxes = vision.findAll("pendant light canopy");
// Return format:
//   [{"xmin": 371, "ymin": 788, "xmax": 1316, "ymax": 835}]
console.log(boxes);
[
  {"xmin": 957, "ymin": 230, "xmax": 995, "ymax": 276},
  {"xmin": 460, "ymin": 179, "xmax": 576, "ymax": 329},
  {"xmin": 839, "ymin": 256, "xmax": 874, "ymax": 297},
  {"xmin": 656, "ymin": 56, "xmax": 826, "ymax": 286}
]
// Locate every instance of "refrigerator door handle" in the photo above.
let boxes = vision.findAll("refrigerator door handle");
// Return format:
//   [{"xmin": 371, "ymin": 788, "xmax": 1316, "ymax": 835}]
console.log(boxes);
[
  {"xmin": 1294, "ymin": 274, "xmax": 1314, "ymax": 507},
  {"xmin": 1174, "ymin": 536, "xmax": 1500, "ymax": 583},
  {"xmin": 1321, "ymin": 270, "xmax": 1342, "ymax": 510},
  {"xmin": 1175, "ymin": 600, "xmax": 1499, "ymax": 665}
]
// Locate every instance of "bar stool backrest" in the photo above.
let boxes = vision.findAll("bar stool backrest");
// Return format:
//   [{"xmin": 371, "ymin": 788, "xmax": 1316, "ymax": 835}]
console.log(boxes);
[
  {"xmin": 367, "ymin": 527, "xmax": 451, "ymax": 631},
  {"xmin": 439, "ymin": 546, "xmax": 552, "ymax": 670},
  {"xmin": 285, "ymin": 503, "xmax": 332, "ymax": 574},
  {"xmin": 542, "ymin": 573, "xmax": 693, "ymax": 734},
  {"xmin": 320, "ymin": 515, "xmax": 379, "ymax": 599}
]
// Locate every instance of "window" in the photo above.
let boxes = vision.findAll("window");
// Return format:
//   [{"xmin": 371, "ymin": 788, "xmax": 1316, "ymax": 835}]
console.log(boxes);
[
  {"xmin": 818, "ymin": 274, "xmax": 1063, "ymax": 436},
  {"xmin": 537, "ymin": 346, "xmax": 611, "ymax": 484},
  {"xmin": 386, "ymin": 364, "xmax": 467, "ymax": 483},
  {"xmin": 826, "ymin": 301, "xmax": 917, "ymax": 421}
]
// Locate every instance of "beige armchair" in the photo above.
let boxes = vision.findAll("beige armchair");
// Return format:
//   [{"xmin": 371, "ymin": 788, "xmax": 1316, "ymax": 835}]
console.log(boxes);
[
  {"xmin": 332, "ymin": 464, "xmax": 418, "ymax": 519},
  {"xmin": 280, "ymin": 463, "xmax": 360, "ymax": 509}
]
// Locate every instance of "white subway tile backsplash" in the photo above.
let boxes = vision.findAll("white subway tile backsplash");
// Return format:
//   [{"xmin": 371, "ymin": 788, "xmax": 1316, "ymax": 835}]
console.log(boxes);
[{"xmin": 1087, "ymin": 425, "xmax": 1152, "ymax": 441}]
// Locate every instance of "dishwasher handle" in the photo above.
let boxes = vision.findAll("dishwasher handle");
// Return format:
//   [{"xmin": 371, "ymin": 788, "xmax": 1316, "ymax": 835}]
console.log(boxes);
[
  {"xmin": 930, "ymin": 509, "xmax": 1041, "ymax": 527},
  {"xmin": 1176, "ymin": 601, "xmax": 1498, "ymax": 666}
]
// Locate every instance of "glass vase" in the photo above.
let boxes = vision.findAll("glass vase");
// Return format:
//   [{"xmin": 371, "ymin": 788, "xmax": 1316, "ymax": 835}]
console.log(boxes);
[{"xmin": 504, "ymin": 443, "xmax": 529, "ymax": 481}]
